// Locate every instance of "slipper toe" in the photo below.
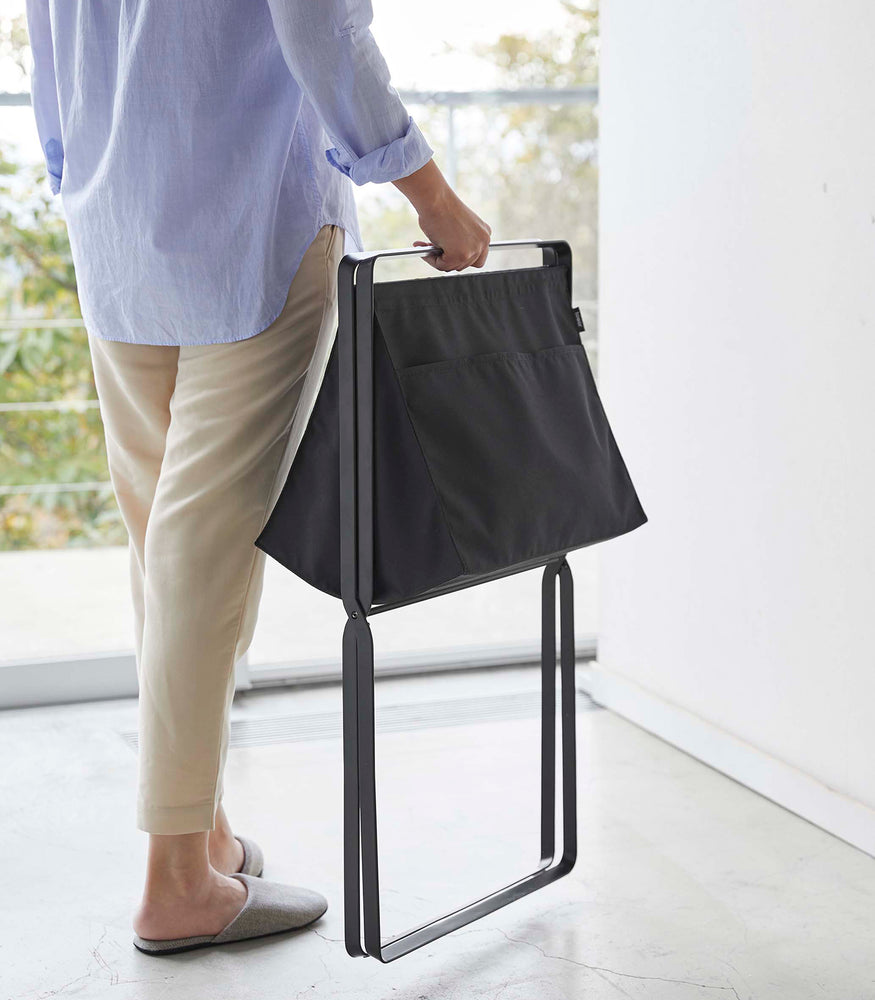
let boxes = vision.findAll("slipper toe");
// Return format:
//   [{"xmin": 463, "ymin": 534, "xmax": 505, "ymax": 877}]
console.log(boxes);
[{"xmin": 212, "ymin": 872, "xmax": 328, "ymax": 944}]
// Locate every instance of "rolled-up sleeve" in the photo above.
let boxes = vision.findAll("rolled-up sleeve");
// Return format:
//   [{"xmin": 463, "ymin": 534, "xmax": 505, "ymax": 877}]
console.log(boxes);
[
  {"xmin": 25, "ymin": 0, "xmax": 64, "ymax": 196},
  {"xmin": 265, "ymin": 0, "xmax": 434, "ymax": 186}
]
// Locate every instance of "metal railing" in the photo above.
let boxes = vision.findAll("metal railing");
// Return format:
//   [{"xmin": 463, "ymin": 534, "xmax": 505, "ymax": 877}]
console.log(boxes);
[
  {"xmin": 397, "ymin": 88, "xmax": 597, "ymax": 187},
  {"xmin": 2, "ymin": 85, "xmax": 598, "ymax": 189}
]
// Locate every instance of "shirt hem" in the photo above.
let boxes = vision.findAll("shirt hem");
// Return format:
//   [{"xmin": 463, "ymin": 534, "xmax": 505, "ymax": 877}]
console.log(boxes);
[{"xmin": 86, "ymin": 218, "xmax": 358, "ymax": 347}]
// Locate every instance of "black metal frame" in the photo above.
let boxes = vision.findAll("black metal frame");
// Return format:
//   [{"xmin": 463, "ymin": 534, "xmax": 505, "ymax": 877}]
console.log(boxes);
[{"xmin": 338, "ymin": 239, "xmax": 578, "ymax": 962}]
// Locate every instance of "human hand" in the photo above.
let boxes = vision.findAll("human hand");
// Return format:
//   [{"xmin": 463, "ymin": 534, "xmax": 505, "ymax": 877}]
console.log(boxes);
[
  {"xmin": 412, "ymin": 187, "xmax": 492, "ymax": 272},
  {"xmin": 392, "ymin": 158, "xmax": 491, "ymax": 271}
]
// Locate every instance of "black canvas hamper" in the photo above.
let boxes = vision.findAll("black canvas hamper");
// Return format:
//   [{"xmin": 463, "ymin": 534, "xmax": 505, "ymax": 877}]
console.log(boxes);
[
  {"xmin": 256, "ymin": 247, "xmax": 646, "ymax": 606},
  {"xmin": 254, "ymin": 239, "xmax": 647, "ymax": 963}
]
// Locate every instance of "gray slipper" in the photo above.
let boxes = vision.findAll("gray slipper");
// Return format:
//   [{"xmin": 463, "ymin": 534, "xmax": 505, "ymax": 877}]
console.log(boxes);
[
  {"xmin": 132, "ymin": 873, "xmax": 328, "ymax": 955},
  {"xmin": 236, "ymin": 834, "xmax": 264, "ymax": 877}
]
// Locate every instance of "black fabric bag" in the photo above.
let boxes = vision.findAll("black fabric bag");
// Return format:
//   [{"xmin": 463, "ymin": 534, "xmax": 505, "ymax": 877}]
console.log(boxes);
[{"xmin": 255, "ymin": 258, "xmax": 647, "ymax": 606}]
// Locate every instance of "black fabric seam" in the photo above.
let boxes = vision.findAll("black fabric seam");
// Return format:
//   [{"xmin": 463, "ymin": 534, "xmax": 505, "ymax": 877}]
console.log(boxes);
[
  {"xmin": 375, "ymin": 263, "xmax": 567, "ymax": 292},
  {"xmin": 373, "ymin": 266, "xmax": 569, "ymax": 308},
  {"xmin": 398, "ymin": 342, "xmax": 584, "ymax": 380},
  {"xmin": 375, "ymin": 283, "xmax": 567, "ymax": 310}
]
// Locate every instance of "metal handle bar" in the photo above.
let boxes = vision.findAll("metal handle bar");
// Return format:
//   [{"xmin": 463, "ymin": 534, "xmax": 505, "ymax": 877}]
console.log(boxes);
[
  {"xmin": 339, "ymin": 238, "xmax": 572, "ymax": 300},
  {"xmin": 341, "ymin": 237, "xmax": 569, "ymax": 266}
]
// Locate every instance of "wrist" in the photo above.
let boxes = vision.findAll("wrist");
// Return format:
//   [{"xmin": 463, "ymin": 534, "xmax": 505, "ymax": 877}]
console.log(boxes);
[{"xmin": 392, "ymin": 157, "xmax": 451, "ymax": 215}]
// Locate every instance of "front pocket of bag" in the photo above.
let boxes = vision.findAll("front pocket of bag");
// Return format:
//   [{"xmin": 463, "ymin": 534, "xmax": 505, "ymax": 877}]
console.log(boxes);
[{"xmin": 397, "ymin": 342, "xmax": 641, "ymax": 575}]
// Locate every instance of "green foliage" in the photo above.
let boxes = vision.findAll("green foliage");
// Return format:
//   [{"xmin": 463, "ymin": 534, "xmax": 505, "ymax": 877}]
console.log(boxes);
[
  {"xmin": 465, "ymin": 1, "xmax": 599, "ymax": 315},
  {"xmin": 0, "ymin": 139, "xmax": 114, "ymax": 549}
]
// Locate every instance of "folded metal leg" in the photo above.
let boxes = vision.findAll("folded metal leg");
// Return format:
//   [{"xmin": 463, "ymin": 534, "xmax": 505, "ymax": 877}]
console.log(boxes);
[{"xmin": 341, "ymin": 556, "xmax": 577, "ymax": 962}]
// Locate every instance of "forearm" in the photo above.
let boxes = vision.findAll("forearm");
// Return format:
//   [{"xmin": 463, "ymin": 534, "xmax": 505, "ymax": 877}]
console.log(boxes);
[{"xmin": 391, "ymin": 157, "xmax": 453, "ymax": 215}]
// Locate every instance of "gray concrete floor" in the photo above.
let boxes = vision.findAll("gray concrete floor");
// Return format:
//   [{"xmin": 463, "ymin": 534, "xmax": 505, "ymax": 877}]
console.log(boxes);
[{"xmin": 1, "ymin": 664, "xmax": 874, "ymax": 1000}]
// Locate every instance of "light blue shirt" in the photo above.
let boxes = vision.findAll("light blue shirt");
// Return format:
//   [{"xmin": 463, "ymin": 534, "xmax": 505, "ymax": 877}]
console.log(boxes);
[{"xmin": 24, "ymin": 0, "xmax": 435, "ymax": 346}]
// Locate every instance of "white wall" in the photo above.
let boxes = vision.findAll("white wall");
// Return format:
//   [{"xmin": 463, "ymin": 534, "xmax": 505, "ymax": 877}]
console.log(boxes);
[{"xmin": 594, "ymin": 0, "xmax": 875, "ymax": 852}]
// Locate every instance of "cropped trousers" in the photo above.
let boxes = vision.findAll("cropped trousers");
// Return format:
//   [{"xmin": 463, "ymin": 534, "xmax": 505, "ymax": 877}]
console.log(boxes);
[{"xmin": 88, "ymin": 224, "xmax": 344, "ymax": 834}]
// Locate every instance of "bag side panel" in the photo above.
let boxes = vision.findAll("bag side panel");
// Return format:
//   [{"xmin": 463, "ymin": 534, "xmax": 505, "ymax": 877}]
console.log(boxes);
[
  {"xmin": 255, "ymin": 328, "xmax": 465, "ymax": 604},
  {"xmin": 398, "ymin": 342, "xmax": 648, "ymax": 576}
]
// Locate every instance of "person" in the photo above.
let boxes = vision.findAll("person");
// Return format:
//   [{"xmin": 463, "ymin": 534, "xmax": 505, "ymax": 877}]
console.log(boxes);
[{"xmin": 24, "ymin": 0, "xmax": 491, "ymax": 954}]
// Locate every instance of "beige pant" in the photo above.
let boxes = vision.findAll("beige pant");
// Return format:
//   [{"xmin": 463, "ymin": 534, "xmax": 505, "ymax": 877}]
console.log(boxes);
[{"xmin": 88, "ymin": 224, "xmax": 344, "ymax": 834}]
